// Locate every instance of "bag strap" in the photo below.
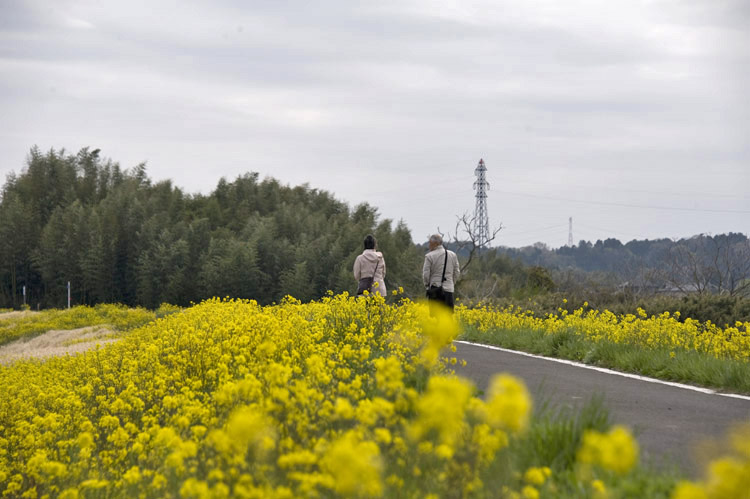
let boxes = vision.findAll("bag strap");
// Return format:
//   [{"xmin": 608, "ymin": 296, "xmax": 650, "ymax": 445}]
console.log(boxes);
[
  {"xmin": 371, "ymin": 258, "xmax": 379, "ymax": 279},
  {"xmin": 440, "ymin": 248, "xmax": 448, "ymax": 286}
]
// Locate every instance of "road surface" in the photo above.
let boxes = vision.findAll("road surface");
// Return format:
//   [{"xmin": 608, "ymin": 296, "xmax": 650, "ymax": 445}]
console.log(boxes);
[{"xmin": 453, "ymin": 341, "xmax": 750, "ymax": 476}]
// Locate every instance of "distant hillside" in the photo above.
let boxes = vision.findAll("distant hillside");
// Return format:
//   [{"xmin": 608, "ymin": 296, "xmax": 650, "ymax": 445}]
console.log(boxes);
[{"xmin": 495, "ymin": 233, "xmax": 750, "ymax": 296}]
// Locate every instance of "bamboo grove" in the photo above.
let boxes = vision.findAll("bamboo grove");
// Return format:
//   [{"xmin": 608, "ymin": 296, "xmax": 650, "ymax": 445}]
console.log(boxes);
[{"xmin": 0, "ymin": 147, "xmax": 425, "ymax": 309}]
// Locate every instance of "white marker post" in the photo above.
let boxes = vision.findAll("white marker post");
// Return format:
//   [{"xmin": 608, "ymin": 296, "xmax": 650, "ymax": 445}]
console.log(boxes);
[
  {"xmin": 67, "ymin": 281, "xmax": 71, "ymax": 309},
  {"xmin": 22, "ymin": 285, "xmax": 26, "ymax": 306}
]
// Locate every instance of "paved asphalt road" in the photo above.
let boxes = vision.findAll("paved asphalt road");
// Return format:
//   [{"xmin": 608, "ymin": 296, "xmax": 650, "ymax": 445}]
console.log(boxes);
[{"xmin": 452, "ymin": 341, "xmax": 750, "ymax": 477}]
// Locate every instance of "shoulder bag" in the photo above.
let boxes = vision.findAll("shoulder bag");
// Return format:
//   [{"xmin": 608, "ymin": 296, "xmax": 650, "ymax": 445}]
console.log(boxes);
[
  {"xmin": 357, "ymin": 258, "xmax": 380, "ymax": 295},
  {"xmin": 426, "ymin": 249, "xmax": 448, "ymax": 300}
]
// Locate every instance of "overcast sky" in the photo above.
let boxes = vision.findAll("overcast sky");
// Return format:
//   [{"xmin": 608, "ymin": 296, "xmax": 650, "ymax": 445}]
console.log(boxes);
[{"xmin": 1, "ymin": 0, "xmax": 748, "ymax": 248}]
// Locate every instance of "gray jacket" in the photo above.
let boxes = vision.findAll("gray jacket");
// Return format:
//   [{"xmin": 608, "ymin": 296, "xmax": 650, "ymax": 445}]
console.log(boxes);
[{"xmin": 423, "ymin": 245, "xmax": 460, "ymax": 292}]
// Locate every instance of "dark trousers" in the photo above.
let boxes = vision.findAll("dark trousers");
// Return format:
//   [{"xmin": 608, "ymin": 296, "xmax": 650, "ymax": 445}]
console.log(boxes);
[{"xmin": 427, "ymin": 290, "xmax": 455, "ymax": 311}]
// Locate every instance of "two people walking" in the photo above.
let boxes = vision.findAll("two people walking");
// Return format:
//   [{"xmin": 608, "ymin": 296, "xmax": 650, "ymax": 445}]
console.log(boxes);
[{"xmin": 353, "ymin": 233, "xmax": 459, "ymax": 310}]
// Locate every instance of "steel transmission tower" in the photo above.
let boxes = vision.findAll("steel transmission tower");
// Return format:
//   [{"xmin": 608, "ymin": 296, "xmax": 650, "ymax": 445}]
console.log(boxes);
[
  {"xmin": 473, "ymin": 159, "xmax": 490, "ymax": 248},
  {"xmin": 568, "ymin": 217, "xmax": 574, "ymax": 247}
]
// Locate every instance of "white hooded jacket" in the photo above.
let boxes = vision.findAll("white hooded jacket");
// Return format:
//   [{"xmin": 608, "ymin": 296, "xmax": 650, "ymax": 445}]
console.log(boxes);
[{"xmin": 353, "ymin": 249, "xmax": 387, "ymax": 296}]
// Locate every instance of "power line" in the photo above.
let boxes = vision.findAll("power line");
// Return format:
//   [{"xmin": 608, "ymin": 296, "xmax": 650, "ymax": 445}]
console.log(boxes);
[
  {"xmin": 504, "ymin": 229, "xmax": 570, "ymax": 248},
  {"xmin": 363, "ymin": 178, "xmax": 749, "ymax": 216},
  {"xmin": 493, "ymin": 189, "xmax": 750, "ymax": 215},
  {"xmin": 363, "ymin": 174, "xmax": 475, "ymax": 198},
  {"xmin": 501, "ymin": 223, "xmax": 568, "ymax": 236},
  {"xmin": 499, "ymin": 175, "xmax": 750, "ymax": 201},
  {"xmin": 575, "ymin": 222, "xmax": 647, "ymax": 240},
  {"xmin": 362, "ymin": 158, "xmax": 749, "ymax": 202}
]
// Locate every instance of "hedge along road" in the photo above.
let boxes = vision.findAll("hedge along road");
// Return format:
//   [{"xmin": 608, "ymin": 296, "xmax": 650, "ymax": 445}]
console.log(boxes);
[{"xmin": 452, "ymin": 340, "xmax": 750, "ymax": 477}]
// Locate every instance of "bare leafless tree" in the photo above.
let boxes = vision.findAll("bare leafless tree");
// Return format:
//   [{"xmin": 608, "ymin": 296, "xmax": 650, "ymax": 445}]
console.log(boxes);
[
  {"xmin": 662, "ymin": 238, "xmax": 715, "ymax": 295},
  {"xmin": 439, "ymin": 212, "xmax": 502, "ymax": 274},
  {"xmin": 716, "ymin": 237, "xmax": 750, "ymax": 296},
  {"xmin": 659, "ymin": 235, "xmax": 750, "ymax": 296},
  {"xmin": 616, "ymin": 256, "xmax": 662, "ymax": 300},
  {"xmin": 459, "ymin": 274, "xmax": 503, "ymax": 303}
]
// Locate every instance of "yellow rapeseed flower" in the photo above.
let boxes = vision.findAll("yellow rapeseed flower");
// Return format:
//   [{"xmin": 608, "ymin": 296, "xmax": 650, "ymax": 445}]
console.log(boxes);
[
  {"xmin": 320, "ymin": 432, "xmax": 382, "ymax": 497},
  {"xmin": 521, "ymin": 485, "xmax": 540, "ymax": 499},
  {"xmin": 411, "ymin": 375, "xmax": 473, "ymax": 446},
  {"xmin": 577, "ymin": 425, "xmax": 639, "ymax": 475},
  {"xmin": 524, "ymin": 467, "xmax": 547, "ymax": 486},
  {"xmin": 485, "ymin": 374, "xmax": 532, "ymax": 432},
  {"xmin": 671, "ymin": 481, "xmax": 709, "ymax": 499},
  {"xmin": 591, "ymin": 478, "xmax": 609, "ymax": 499}
]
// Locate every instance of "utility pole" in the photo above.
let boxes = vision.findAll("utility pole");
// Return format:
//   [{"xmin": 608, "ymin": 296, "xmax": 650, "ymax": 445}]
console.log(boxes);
[
  {"xmin": 473, "ymin": 159, "xmax": 491, "ymax": 249},
  {"xmin": 568, "ymin": 217, "xmax": 574, "ymax": 247}
]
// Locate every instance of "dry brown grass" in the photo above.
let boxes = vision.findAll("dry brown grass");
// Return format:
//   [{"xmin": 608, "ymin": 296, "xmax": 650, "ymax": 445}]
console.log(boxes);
[
  {"xmin": 0, "ymin": 326, "xmax": 118, "ymax": 365},
  {"xmin": 0, "ymin": 310, "xmax": 35, "ymax": 320}
]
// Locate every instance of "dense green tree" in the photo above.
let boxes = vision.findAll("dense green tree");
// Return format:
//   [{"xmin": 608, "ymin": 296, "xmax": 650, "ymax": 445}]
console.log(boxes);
[
  {"xmin": 199, "ymin": 238, "xmax": 260, "ymax": 301},
  {"xmin": 278, "ymin": 261, "xmax": 315, "ymax": 303},
  {"xmin": 33, "ymin": 203, "xmax": 88, "ymax": 306},
  {"xmin": 0, "ymin": 194, "xmax": 37, "ymax": 306},
  {"xmin": 80, "ymin": 226, "xmax": 111, "ymax": 304}
]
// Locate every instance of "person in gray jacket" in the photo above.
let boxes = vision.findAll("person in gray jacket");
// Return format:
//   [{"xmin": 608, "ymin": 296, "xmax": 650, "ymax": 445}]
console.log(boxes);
[{"xmin": 423, "ymin": 234, "xmax": 460, "ymax": 310}]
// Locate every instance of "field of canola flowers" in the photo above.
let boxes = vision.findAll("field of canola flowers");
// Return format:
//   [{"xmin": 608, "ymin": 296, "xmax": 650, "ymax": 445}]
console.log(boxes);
[
  {"xmin": 0, "ymin": 294, "xmax": 748, "ymax": 498},
  {"xmin": 457, "ymin": 303, "xmax": 750, "ymax": 362},
  {"xmin": 456, "ymin": 300, "xmax": 750, "ymax": 395}
]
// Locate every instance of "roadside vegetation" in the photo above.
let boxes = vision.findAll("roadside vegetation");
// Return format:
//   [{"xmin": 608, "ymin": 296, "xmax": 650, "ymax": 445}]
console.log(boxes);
[
  {"xmin": 458, "ymin": 302, "xmax": 750, "ymax": 394},
  {"xmin": 471, "ymin": 292, "xmax": 750, "ymax": 329}
]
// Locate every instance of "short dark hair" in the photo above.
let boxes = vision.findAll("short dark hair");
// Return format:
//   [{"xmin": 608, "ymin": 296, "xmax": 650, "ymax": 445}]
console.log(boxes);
[{"xmin": 364, "ymin": 234, "xmax": 376, "ymax": 250}]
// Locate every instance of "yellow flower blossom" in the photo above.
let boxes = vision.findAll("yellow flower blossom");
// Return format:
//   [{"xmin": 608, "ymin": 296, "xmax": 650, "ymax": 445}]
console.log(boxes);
[
  {"xmin": 123, "ymin": 466, "xmax": 142, "ymax": 484},
  {"xmin": 486, "ymin": 374, "xmax": 532, "ymax": 432},
  {"xmin": 521, "ymin": 485, "xmax": 540, "ymax": 499},
  {"xmin": 320, "ymin": 432, "xmax": 382, "ymax": 497},
  {"xmin": 577, "ymin": 425, "xmax": 639, "ymax": 475},
  {"xmin": 374, "ymin": 356, "xmax": 404, "ymax": 396},
  {"xmin": 672, "ymin": 481, "xmax": 708, "ymax": 499},
  {"xmin": 592, "ymin": 478, "xmax": 608, "ymax": 498},
  {"xmin": 419, "ymin": 304, "xmax": 461, "ymax": 365},
  {"xmin": 411, "ymin": 375, "xmax": 473, "ymax": 446},
  {"xmin": 524, "ymin": 467, "xmax": 548, "ymax": 486}
]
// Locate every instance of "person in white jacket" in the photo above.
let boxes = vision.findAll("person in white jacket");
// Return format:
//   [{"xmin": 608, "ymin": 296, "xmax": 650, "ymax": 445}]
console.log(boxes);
[
  {"xmin": 353, "ymin": 235, "xmax": 386, "ymax": 296},
  {"xmin": 423, "ymin": 234, "xmax": 460, "ymax": 310}
]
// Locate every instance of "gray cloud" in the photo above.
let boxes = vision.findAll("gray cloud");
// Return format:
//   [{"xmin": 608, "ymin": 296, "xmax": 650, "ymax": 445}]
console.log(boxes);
[{"xmin": 1, "ymin": 0, "xmax": 747, "ymax": 247}]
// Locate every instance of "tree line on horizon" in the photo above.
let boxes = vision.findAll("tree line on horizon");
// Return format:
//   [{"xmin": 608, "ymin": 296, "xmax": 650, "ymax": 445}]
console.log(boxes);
[
  {"xmin": 494, "ymin": 232, "xmax": 750, "ymax": 298},
  {"xmin": 2, "ymin": 147, "xmax": 747, "ymax": 311}
]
